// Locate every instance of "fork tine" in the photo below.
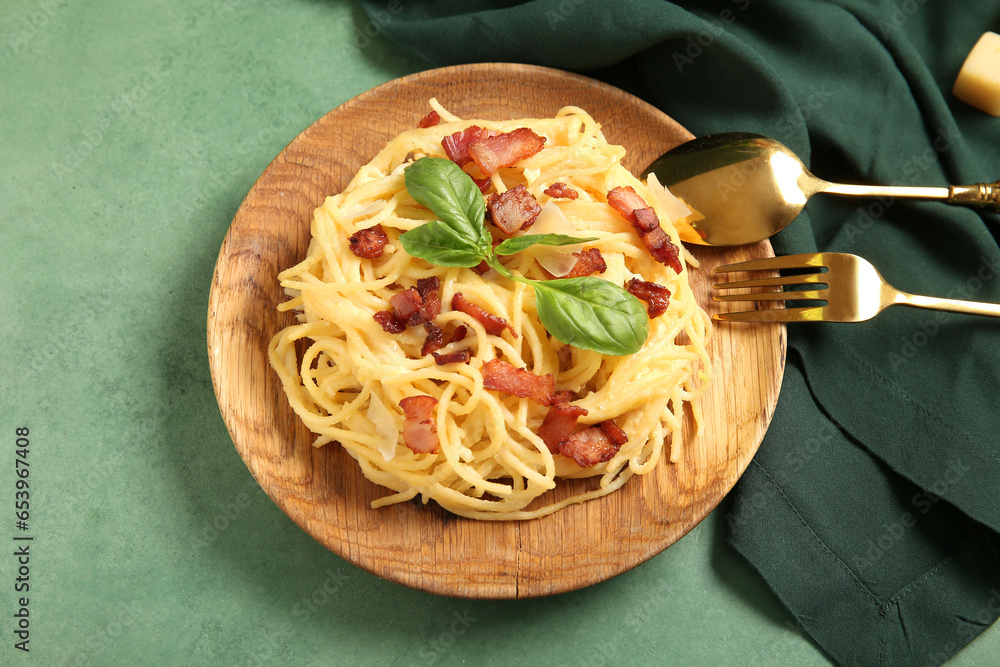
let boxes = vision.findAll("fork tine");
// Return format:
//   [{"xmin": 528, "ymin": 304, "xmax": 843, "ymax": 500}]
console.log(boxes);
[
  {"xmin": 714, "ymin": 253, "xmax": 827, "ymax": 273},
  {"xmin": 714, "ymin": 307, "xmax": 826, "ymax": 323},
  {"xmin": 714, "ymin": 273, "xmax": 828, "ymax": 290},
  {"xmin": 713, "ymin": 290, "xmax": 827, "ymax": 302}
]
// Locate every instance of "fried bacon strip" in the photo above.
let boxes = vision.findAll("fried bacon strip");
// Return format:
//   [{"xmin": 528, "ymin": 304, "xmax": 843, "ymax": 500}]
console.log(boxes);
[
  {"xmin": 415, "ymin": 277, "xmax": 441, "ymax": 322},
  {"xmin": 482, "ymin": 359, "xmax": 554, "ymax": 405},
  {"xmin": 423, "ymin": 322, "xmax": 469, "ymax": 359},
  {"xmin": 607, "ymin": 186, "xmax": 683, "ymax": 274},
  {"xmin": 468, "ymin": 128, "xmax": 546, "ymax": 177},
  {"xmin": 389, "ymin": 288, "xmax": 423, "ymax": 327},
  {"xmin": 473, "ymin": 177, "xmax": 492, "ymax": 194},
  {"xmin": 417, "ymin": 110, "xmax": 440, "ymax": 128},
  {"xmin": 544, "ymin": 182, "xmax": 578, "ymax": 200},
  {"xmin": 432, "ymin": 349, "xmax": 471, "ymax": 365},
  {"xmin": 606, "ymin": 186, "xmax": 648, "ymax": 220},
  {"xmin": 599, "ymin": 420, "xmax": 629, "ymax": 446},
  {"xmin": 451, "ymin": 292, "xmax": 516, "ymax": 338},
  {"xmin": 558, "ymin": 427, "xmax": 621, "ymax": 468},
  {"xmin": 375, "ymin": 277, "xmax": 442, "ymax": 333},
  {"xmin": 399, "ymin": 395, "xmax": 439, "ymax": 454},
  {"xmin": 421, "ymin": 322, "xmax": 445, "ymax": 356},
  {"xmin": 487, "ymin": 184, "xmax": 541, "ymax": 236},
  {"xmin": 565, "ymin": 248, "xmax": 607, "ymax": 278},
  {"xmin": 348, "ymin": 224, "xmax": 388, "ymax": 259},
  {"xmin": 537, "ymin": 402, "xmax": 588, "ymax": 453},
  {"xmin": 373, "ymin": 311, "xmax": 405, "ymax": 334},
  {"xmin": 625, "ymin": 278, "xmax": 672, "ymax": 318},
  {"xmin": 441, "ymin": 125, "xmax": 497, "ymax": 166},
  {"xmin": 448, "ymin": 325, "xmax": 468, "ymax": 345}
]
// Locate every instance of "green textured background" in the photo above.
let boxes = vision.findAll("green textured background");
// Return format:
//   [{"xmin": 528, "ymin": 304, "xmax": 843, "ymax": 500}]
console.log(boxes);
[{"xmin": 0, "ymin": 0, "xmax": 996, "ymax": 664}]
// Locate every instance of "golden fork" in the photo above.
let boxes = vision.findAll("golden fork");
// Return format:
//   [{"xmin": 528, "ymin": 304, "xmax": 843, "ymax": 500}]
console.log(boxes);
[{"xmin": 713, "ymin": 252, "xmax": 1000, "ymax": 322}]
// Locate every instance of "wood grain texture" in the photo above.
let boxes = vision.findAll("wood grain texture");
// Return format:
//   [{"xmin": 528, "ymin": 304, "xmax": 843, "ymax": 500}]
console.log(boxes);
[{"xmin": 207, "ymin": 63, "xmax": 786, "ymax": 599}]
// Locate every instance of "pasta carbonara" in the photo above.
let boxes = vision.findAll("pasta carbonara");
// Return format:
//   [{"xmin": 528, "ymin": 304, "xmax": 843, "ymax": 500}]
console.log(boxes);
[{"xmin": 268, "ymin": 100, "xmax": 711, "ymax": 520}]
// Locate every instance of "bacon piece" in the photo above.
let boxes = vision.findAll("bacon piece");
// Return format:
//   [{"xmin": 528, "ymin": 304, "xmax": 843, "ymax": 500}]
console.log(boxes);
[
  {"xmin": 551, "ymin": 390, "xmax": 574, "ymax": 405},
  {"xmin": 448, "ymin": 325, "xmax": 468, "ymax": 345},
  {"xmin": 421, "ymin": 322, "xmax": 445, "ymax": 356},
  {"xmin": 544, "ymin": 182, "xmax": 578, "ymax": 200},
  {"xmin": 441, "ymin": 125, "xmax": 497, "ymax": 166},
  {"xmin": 641, "ymin": 225, "xmax": 683, "ymax": 273},
  {"xmin": 537, "ymin": 403, "xmax": 588, "ymax": 453},
  {"xmin": 633, "ymin": 207, "xmax": 661, "ymax": 233},
  {"xmin": 566, "ymin": 248, "xmax": 607, "ymax": 278},
  {"xmin": 399, "ymin": 395, "xmax": 439, "ymax": 454},
  {"xmin": 473, "ymin": 177, "xmax": 492, "ymax": 194},
  {"xmin": 373, "ymin": 310, "xmax": 405, "ymax": 334},
  {"xmin": 482, "ymin": 359, "xmax": 554, "ymax": 406},
  {"xmin": 416, "ymin": 277, "xmax": 441, "ymax": 322},
  {"xmin": 390, "ymin": 288, "xmax": 424, "ymax": 327},
  {"xmin": 452, "ymin": 292, "xmax": 516, "ymax": 338},
  {"xmin": 348, "ymin": 224, "xmax": 388, "ymax": 259},
  {"xmin": 607, "ymin": 186, "xmax": 649, "ymax": 222},
  {"xmin": 417, "ymin": 110, "xmax": 440, "ymax": 128},
  {"xmin": 626, "ymin": 278, "xmax": 672, "ymax": 318},
  {"xmin": 468, "ymin": 128, "xmax": 546, "ymax": 177},
  {"xmin": 386, "ymin": 278, "xmax": 441, "ymax": 330},
  {"xmin": 558, "ymin": 427, "xmax": 621, "ymax": 467},
  {"xmin": 599, "ymin": 420, "xmax": 629, "ymax": 446},
  {"xmin": 487, "ymin": 184, "xmax": 541, "ymax": 236},
  {"xmin": 432, "ymin": 349, "xmax": 471, "ymax": 365},
  {"xmin": 471, "ymin": 260, "xmax": 490, "ymax": 275},
  {"xmin": 607, "ymin": 186, "xmax": 683, "ymax": 274}
]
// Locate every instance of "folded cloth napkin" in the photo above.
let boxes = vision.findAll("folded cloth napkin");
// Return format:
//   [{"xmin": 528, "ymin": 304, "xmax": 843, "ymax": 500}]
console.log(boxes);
[{"xmin": 362, "ymin": 1, "xmax": 1000, "ymax": 664}]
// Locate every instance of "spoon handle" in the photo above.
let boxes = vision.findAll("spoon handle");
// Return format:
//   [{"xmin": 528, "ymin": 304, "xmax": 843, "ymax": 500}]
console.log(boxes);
[{"xmin": 820, "ymin": 180, "xmax": 1000, "ymax": 210}]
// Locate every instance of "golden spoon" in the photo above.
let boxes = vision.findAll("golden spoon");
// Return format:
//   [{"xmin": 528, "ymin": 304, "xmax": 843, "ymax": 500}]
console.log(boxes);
[{"xmin": 642, "ymin": 132, "xmax": 1000, "ymax": 246}]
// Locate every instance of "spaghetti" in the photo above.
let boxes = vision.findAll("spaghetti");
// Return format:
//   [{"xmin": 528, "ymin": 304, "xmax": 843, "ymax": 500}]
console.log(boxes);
[{"xmin": 268, "ymin": 101, "xmax": 711, "ymax": 520}]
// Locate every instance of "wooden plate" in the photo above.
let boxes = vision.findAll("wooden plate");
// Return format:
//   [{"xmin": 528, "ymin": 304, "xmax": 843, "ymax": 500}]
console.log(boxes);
[{"xmin": 207, "ymin": 63, "xmax": 785, "ymax": 598}]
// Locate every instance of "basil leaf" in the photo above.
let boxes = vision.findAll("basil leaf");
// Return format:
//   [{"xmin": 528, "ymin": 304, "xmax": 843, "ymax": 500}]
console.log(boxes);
[
  {"xmin": 494, "ymin": 234, "xmax": 599, "ymax": 256},
  {"xmin": 399, "ymin": 221, "xmax": 487, "ymax": 268},
  {"xmin": 531, "ymin": 277, "xmax": 648, "ymax": 355},
  {"xmin": 404, "ymin": 157, "xmax": 489, "ymax": 250}
]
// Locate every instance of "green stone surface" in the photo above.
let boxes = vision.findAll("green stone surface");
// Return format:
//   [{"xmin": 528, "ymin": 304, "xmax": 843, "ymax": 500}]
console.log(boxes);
[{"xmin": 0, "ymin": 0, "xmax": 995, "ymax": 664}]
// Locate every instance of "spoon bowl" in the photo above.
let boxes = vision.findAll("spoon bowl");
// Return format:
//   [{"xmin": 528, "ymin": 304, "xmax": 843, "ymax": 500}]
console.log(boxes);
[{"xmin": 643, "ymin": 132, "xmax": 1000, "ymax": 246}]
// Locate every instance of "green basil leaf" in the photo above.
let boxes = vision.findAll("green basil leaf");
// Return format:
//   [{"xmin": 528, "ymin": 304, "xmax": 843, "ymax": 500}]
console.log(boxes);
[
  {"xmin": 399, "ymin": 221, "xmax": 487, "ymax": 268},
  {"xmin": 404, "ymin": 157, "xmax": 489, "ymax": 250},
  {"xmin": 494, "ymin": 234, "xmax": 599, "ymax": 256},
  {"xmin": 531, "ymin": 277, "xmax": 648, "ymax": 355}
]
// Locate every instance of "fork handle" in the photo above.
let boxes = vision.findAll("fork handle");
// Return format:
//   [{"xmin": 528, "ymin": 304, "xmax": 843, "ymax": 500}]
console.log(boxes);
[
  {"xmin": 897, "ymin": 292, "xmax": 1000, "ymax": 317},
  {"xmin": 821, "ymin": 181, "xmax": 1000, "ymax": 210}
]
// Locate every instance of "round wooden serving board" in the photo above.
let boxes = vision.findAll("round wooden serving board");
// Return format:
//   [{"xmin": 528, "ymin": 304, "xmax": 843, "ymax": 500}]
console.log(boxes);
[{"xmin": 207, "ymin": 63, "xmax": 785, "ymax": 599}]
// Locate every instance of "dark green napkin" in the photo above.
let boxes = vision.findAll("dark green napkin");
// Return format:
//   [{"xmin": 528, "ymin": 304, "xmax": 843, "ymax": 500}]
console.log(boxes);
[{"xmin": 362, "ymin": 1, "xmax": 1000, "ymax": 664}]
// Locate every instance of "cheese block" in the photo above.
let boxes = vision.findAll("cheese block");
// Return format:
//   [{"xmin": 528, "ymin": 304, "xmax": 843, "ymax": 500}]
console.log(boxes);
[{"xmin": 953, "ymin": 31, "xmax": 1000, "ymax": 116}]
